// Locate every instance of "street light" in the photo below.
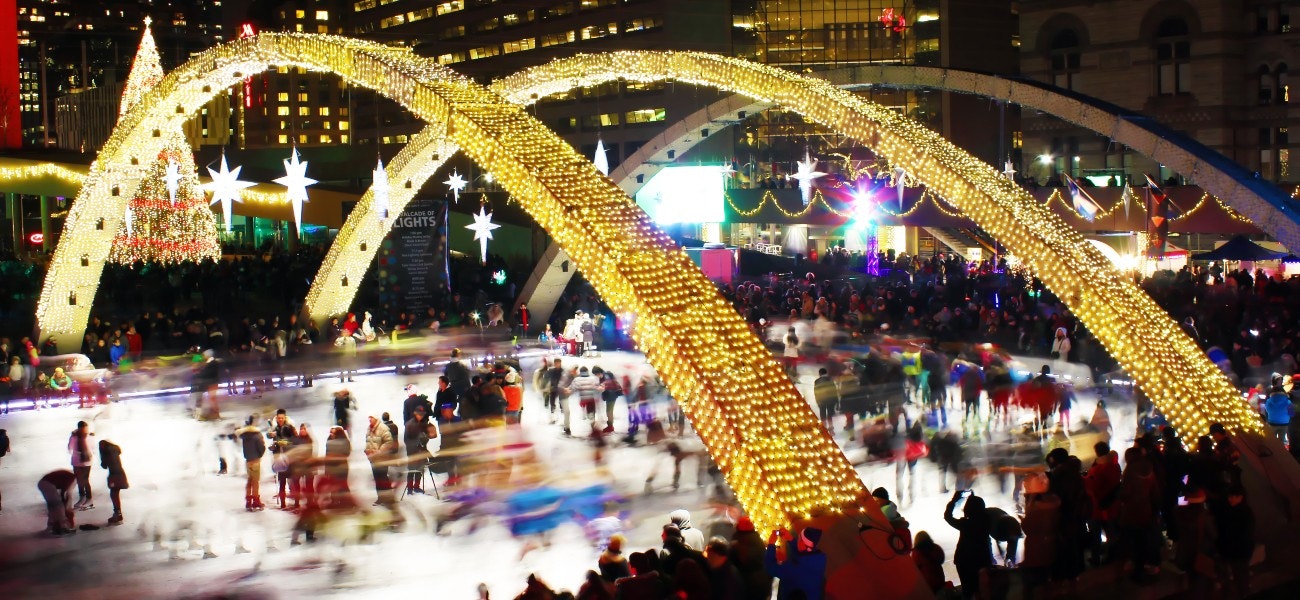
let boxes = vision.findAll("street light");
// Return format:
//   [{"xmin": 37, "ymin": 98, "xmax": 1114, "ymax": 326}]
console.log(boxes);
[{"xmin": 1037, "ymin": 153, "xmax": 1053, "ymax": 165}]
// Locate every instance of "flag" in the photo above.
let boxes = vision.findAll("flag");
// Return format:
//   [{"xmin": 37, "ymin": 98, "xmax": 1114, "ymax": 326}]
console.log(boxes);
[
  {"xmin": 1144, "ymin": 174, "xmax": 1171, "ymax": 258},
  {"xmin": 1064, "ymin": 174, "xmax": 1100, "ymax": 221}
]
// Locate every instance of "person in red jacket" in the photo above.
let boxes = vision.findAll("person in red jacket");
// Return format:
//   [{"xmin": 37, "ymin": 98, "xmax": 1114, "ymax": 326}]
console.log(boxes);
[{"xmin": 1085, "ymin": 441, "xmax": 1122, "ymax": 566}]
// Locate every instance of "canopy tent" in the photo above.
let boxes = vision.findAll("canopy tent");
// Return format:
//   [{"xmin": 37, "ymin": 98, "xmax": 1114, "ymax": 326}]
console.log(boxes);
[{"xmin": 1190, "ymin": 235, "xmax": 1287, "ymax": 261}]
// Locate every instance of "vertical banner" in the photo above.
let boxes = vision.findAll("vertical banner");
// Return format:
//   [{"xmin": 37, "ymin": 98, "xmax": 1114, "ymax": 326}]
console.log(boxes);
[{"xmin": 378, "ymin": 197, "xmax": 449, "ymax": 318}]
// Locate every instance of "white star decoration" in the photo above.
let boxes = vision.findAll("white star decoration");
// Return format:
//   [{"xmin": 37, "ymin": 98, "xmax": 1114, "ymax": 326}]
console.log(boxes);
[
  {"xmin": 1002, "ymin": 159, "xmax": 1017, "ymax": 181},
  {"xmin": 163, "ymin": 159, "xmax": 182, "ymax": 205},
  {"xmin": 273, "ymin": 147, "xmax": 317, "ymax": 233},
  {"xmin": 465, "ymin": 205, "xmax": 501, "ymax": 264},
  {"xmin": 444, "ymin": 170, "xmax": 467, "ymax": 203},
  {"xmin": 790, "ymin": 151, "xmax": 826, "ymax": 206},
  {"xmin": 593, "ymin": 138, "xmax": 610, "ymax": 176},
  {"xmin": 203, "ymin": 153, "xmax": 254, "ymax": 233},
  {"xmin": 372, "ymin": 158, "xmax": 390, "ymax": 220}
]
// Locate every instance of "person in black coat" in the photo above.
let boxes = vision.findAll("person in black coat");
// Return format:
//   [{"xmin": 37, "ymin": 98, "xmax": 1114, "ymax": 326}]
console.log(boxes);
[
  {"xmin": 444, "ymin": 349, "xmax": 472, "ymax": 398},
  {"xmin": 402, "ymin": 384, "xmax": 433, "ymax": 424},
  {"xmin": 99, "ymin": 439, "xmax": 129, "ymax": 524},
  {"xmin": 1214, "ymin": 484, "xmax": 1256, "ymax": 599},
  {"xmin": 404, "ymin": 406, "xmax": 431, "ymax": 494},
  {"xmin": 237, "ymin": 416, "xmax": 267, "ymax": 510},
  {"xmin": 945, "ymin": 490, "xmax": 994, "ymax": 598}
]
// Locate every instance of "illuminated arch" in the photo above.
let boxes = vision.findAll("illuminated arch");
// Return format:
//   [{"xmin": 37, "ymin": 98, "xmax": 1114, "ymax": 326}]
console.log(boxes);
[
  {"xmin": 490, "ymin": 51, "xmax": 1259, "ymax": 437},
  {"xmin": 40, "ymin": 37, "xmax": 897, "ymax": 550}
]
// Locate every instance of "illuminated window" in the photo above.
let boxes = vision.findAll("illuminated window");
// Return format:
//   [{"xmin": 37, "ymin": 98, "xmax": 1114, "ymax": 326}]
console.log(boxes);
[
  {"xmin": 320, "ymin": 135, "xmax": 332, "ymax": 143},
  {"xmin": 339, "ymin": 121, "xmax": 349, "ymax": 130},
  {"xmin": 408, "ymin": 7, "xmax": 434, "ymax": 23},
  {"xmin": 341, "ymin": 135, "xmax": 349, "ymax": 144},
  {"xmin": 317, "ymin": 25, "xmax": 328, "ymax": 33},
  {"xmin": 299, "ymin": 107, "xmax": 310, "ymax": 116},
  {"xmin": 295, "ymin": 10, "xmax": 305, "ymax": 19},
  {"xmin": 624, "ymin": 17, "xmax": 662, "ymax": 33},
  {"xmin": 502, "ymin": 38, "xmax": 535, "ymax": 54},
  {"xmin": 440, "ymin": 25, "xmax": 465, "ymax": 39},
  {"xmin": 323, "ymin": 121, "xmax": 331, "ymax": 130},
  {"xmin": 380, "ymin": 14, "xmax": 405, "ymax": 28},
  {"xmin": 298, "ymin": 92, "xmax": 309, "ymax": 102},
  {"xmin": 540, "ymin": 31, "xmax": 575, "ymax": 47},
  {"xmin": 469, "ymin": 45, "xmax": 500, "ymax": 60},
  {"xmin": 581, "ymin": 112, "xmax": 620, "ymax": 128},
  {"xmin": 299, "ymin": 134, "xmax": 308, "ymax": 144},
  {"xmin": 579, "ymin": 23, "xmax": 617, "ymax": 40},
  {"xmin": 277, "ymin": 106, "xmax": 290, "ymax": 116},
  {"xmin": 295, "ymin": 23, "xmax": 303, "ymax": 32},
  {"xmin": 437, "ymin": 52, "xmax": 467, "ymax": 64},
  {"xmin": 502, "ymin": 12, "xmax": 531, "ymax": 27},
  {"xmin": 624, "ymin": 108, "xmax": 666, "ymax": 124},
  {"xmin": 316, "ymin": 10, "xmax": 328, "ymax": 21},
  {"xmin": 436, "ymin": 1, "xmax": 462, "ymax": 16},
  {"xmin": 277, "ymin": 92, "xmax": 289, "ymax": 101},
  {"xmin": 319, "ymin": 107, "xmax": 330, "ymax": 116},
  {"xmin": 278, "ymin": 134, "xmax": 288, "ymax": 144},
  {"xmin": 354, "ymin": 0, "xmax": 376, "ymax": 10}
]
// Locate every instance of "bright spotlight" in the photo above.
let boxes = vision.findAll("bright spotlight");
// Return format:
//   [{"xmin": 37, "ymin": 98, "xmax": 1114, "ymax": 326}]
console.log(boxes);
[{"xmin": 1037, "ymin": 154, "xmax": 1053, "ymax": 165}]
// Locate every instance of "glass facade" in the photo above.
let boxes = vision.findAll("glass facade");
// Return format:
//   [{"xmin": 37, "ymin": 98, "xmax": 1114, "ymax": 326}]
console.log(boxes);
[{"xmin": 749, "ymin": 1, "xmax": 916, "ymax": 69}]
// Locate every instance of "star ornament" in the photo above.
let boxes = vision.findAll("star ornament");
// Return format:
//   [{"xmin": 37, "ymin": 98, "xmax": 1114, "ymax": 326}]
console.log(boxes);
[
  {"xmin": 203, "ymin": 154, "xmax": 254, "ymax": 232},
  {"xmin": 164, "ymin": 159, "xmax": 182, "ymax": 205},
  {"xmin": 790, "ymin": 151, "xmax": 826, "ymax": 206},
  {"xmin": 273, "ymin": 148, "xmax": 317, "ymax": 233},
  {"xmin": 444, "ymin": 170, "xmax": 467, "ymax": 203},
  {"xmin": 372, "ymin": 158, "xmax": 390, "ymax": 220},
  {"xmin": 465, "ymin": 205, "xmax": 501, "ymax": 264},
  {"xmin": 593, "ymin": 138, "xmax": 610, "ymax": 176}
]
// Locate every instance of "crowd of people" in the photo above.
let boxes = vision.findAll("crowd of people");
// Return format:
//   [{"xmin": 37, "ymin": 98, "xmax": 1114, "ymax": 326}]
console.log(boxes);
[{"xmin": 5, "ymin": 242, "xmax": 1300, "ymax": 599}]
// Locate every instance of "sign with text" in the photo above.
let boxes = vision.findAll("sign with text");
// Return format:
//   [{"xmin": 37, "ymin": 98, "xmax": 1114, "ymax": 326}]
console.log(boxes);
[{"xmin": 378, "ymin": 197, "xmax": 449, "ymax": 318}]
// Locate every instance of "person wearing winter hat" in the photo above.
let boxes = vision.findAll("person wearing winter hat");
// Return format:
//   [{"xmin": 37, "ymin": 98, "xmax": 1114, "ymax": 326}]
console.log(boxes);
[
  {"xmin": 598, "ymin": 533, "xmax": 631, "ymax": 583},
  {"xmin": 670, "ymin": 509, "xmax": 707, "ymax": 550},
  {"xmin": 729, "ymin": 517, "xmax": 772, "ymax": 600}
]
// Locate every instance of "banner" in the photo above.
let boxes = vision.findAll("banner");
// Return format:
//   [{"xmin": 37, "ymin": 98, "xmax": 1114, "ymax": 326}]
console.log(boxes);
[{"xmin": 377, "ymin": 197, "xmax": 449, "ymax": 318}]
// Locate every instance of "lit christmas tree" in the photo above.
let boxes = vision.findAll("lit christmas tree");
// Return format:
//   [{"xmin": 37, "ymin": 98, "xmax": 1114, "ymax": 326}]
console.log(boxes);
[
  {"xmin": 109, "ymin": 143, "xmax": 222, "ymax": 264},
  {"xmin": 109, "ymin": 16, "xmax": 221, "ymax": 264}
]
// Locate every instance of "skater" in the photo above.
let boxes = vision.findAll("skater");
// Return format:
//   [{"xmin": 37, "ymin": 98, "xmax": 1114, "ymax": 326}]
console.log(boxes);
[
  {"xmin": 68, "ymin": 420, "xmax": 94, "ymax": 509},
  {"xmin": 267, "ymin": 409, "xmax": 296, "ymax": 509},
  {"xmin": 333, "ymin": 389, "xmax": 356, "ymax": 431},
  {"xmin": 191, "ymin": 350, "xmax": 221, "ymax": 418},
  {"xmin": 99, "ymin": 439, "xmax": 128, "ymax": 524},
  {"xmin": 38, "ymin": 469, "xmax": 77, "ymax": 535},
  {"xmin": 237, "ymin": 415, "xmax": 266, "ymax": 511}
]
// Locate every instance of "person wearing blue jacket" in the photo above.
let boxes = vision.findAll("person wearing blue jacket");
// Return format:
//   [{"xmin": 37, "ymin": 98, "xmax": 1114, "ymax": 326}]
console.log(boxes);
[
  {"xmin": 1263, "ymin": 390, "xmax": 1293, "ymax": 445},
  {"xmin": 764, "ymin": 527, "xmax": 826, "ymax": 600}
]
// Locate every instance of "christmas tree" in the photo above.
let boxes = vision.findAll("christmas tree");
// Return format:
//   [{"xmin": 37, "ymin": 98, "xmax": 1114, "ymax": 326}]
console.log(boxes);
[{"xmin": 108, "ymin": 16, "xmax": 221, "ymax": 265}]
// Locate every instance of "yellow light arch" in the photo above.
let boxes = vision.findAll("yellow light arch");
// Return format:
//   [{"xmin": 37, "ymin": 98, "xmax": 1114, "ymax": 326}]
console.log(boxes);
[{"xmin": 38, "ymin": 35, "xmax": 879, "ymax": 540}]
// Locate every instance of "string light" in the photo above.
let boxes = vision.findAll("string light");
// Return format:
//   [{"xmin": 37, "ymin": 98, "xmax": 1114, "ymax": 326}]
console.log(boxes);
[{"xmin": 36, "ymin": 37, "xmax": 1262, "ymax": 540}]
